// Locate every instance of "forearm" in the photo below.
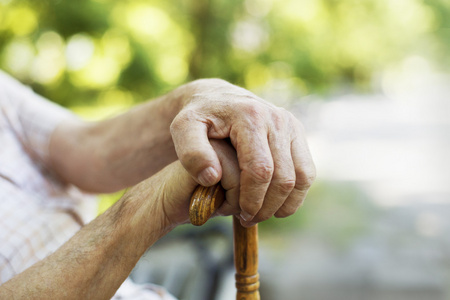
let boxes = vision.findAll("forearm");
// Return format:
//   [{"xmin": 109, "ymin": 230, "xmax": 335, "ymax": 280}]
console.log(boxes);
[
  {"xmin": 0, "ymin": 172, "xmax": 172, "ymax": 299},
  {"xmin": 49, "ymin": 83, "xmax": 188, "ymax": 192}
]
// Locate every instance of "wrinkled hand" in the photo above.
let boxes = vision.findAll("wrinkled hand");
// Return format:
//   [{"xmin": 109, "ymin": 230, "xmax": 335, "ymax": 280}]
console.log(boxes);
[
  {"xmin": 125, "ymin": 140, "xmax": 239, "ymax": 227},
  {"xmin": 170, "ymin": 79, "xmax": 316, "ymax": 226}
]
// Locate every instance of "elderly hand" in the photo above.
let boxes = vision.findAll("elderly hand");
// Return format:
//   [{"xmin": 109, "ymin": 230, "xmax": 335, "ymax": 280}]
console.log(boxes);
[
  {"xmin": 0, "ymin": 139, "xmax": 239, "ymax": 300},
  {"xmin": 49, "ymin": 77, "xmax": 314, "ymax": 227},
  {"xmin": 170, "ymin": 79, "xmax": 316, "ymax": 226},
  {"xmin": 148, "ymin": 139, "xmax": 239, "ymax": 226},
  {"xmin": 121, "ymin": 139, "xmax": 239, "ymax": 228}
]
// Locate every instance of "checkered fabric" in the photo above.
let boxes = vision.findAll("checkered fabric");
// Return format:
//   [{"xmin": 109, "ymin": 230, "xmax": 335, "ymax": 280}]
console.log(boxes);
[{"xmin": 0, "ymin": 71, "xmax": 175, "ymax": 300}]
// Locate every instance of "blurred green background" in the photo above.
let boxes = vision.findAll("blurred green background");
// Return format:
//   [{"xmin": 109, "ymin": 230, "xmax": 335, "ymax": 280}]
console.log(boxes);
[
  {"xmin": 1, "ymin": 0, "xmax": 449, "ymax": 242},
  {"xmin": 1, "ymin": 0, "xmax": 449, "ymax": 118},
  {"xmin": 2, "ymin": 1, "xmax": 450, "ymax": 299},
  {"xmin": 0, "ymin": 0, "xmax": 449, "ymax": 245}
]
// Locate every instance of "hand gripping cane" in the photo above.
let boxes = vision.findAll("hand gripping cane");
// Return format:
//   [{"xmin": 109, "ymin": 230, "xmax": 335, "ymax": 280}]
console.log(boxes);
[{"xmin": 189, "ymin": 183, "xmax": 260, "ymax": 300}]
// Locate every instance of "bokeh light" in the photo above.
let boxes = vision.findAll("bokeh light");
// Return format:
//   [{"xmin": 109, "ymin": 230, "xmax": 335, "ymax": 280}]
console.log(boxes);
[{"xmin": 1, "ymin": 0, "xmax": 449, "ymax": 299}]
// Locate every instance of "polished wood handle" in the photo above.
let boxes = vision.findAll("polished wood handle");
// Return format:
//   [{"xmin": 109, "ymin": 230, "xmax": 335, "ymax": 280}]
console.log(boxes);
[
  {"xmin": 189, "ymin": 183, "xmax": 260, "ymax": 300},
  {"xmin": 189, "ymin": 184, "xmax": 225, "ymax": 226}
]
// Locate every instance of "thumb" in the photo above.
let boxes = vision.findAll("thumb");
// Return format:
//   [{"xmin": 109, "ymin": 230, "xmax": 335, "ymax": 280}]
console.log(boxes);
[
  {"xmin": 170, "ymin": 111, "xmax": 222, "ymax": 186},
  {"xmin": 153, "ymin": 161, "xmax": 201, "ymax": 226}
]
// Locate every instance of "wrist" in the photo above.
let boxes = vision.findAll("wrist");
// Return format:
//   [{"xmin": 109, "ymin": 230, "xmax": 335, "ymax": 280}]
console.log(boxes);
[{"xmin": 118, "ymin": 184, "xmax": 174, "ymax": 243}]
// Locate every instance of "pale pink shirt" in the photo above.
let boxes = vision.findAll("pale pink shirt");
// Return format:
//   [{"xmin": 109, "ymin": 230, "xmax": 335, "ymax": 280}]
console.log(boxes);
[{"xmin": 0, "ymin": 71, "xmax": 175, "ymax": 300}]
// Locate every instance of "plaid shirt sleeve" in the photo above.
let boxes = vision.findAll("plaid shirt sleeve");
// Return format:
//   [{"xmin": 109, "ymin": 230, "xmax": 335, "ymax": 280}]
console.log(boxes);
[
  {"xmin": 0, "ymin": 70, "xmax": 77, "ymax": 165},
  {"xmin": 0, "ymin": 71, "xmax": 175, "ymax": 299}
]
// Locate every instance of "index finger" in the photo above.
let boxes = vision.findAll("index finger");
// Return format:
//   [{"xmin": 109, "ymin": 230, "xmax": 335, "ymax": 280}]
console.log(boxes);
[{"xmin": 170, "ymin": 109, "xmax": 222, "ymax": 187}]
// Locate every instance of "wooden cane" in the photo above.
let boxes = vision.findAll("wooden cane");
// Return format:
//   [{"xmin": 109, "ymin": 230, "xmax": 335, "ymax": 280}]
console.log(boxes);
[{"xmin": 189, "ymin": 183, "xmax": 260, "ymax": 300}]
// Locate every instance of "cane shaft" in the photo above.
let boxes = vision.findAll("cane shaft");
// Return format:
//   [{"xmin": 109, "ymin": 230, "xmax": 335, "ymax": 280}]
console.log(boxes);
[
  {"xmin": 233, "ymin": 216, "xmax": 260, "ymax": 300},
  {"xmin": 189, "ymin": 184, "xmax": 260, "ymax": 300}
]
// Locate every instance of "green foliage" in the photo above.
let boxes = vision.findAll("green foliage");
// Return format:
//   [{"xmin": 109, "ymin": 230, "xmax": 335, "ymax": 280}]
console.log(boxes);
[
  {"xmin": 1, "ymin": 0, "xmax": 447, "ymax": 217},
  {"xmin": 0, "ymin": 0, "xmax": 448, "ymax": 114}
]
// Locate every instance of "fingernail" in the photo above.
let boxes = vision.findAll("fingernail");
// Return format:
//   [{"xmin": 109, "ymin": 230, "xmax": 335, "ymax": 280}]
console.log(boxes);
[
  {"xmin": 198, "ymin": 167, "xmax": 218, "ymax": 186},
  {"xmin": 240, "ymin": 211, "xmax": 253, "ymax": 222}
]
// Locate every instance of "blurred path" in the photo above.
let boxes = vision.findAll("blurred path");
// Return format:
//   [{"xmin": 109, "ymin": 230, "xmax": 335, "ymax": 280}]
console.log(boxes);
[
  {"xmin": 258, "ymin": 65, "xmax": 450, "ymax": 300},
  {"xmin": 300, "ymin": 68, "xmax": 450, "ymax": 207}
]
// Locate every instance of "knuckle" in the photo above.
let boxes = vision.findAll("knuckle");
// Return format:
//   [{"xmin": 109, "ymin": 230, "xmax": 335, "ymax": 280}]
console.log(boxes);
[
  {"xmin": 296, "ymin": 167, "xmax": 316, "ymax": 190},
  {"xmin": 170, "ymin": 110, "xmax": 194, "ymax": 133},
  {"xmin": 269, "ymin": 113, "xmax": 284, "ymax": 131},
  {"xmin": 273, "ymin": 106, "xmax": 291, "ymax": 119},
  {"xmin": 304, "ymin": 171, "xmax": 317, "ymax": 189},
  {"xmin": 244, "ymin": 160, "xmax": 274, "ymax": 184},
  {"xmin": 307, "ymin": 172, "xmax": 317, "ymax": 186},
  {"xmin": 280, "ymin": 107, "xmax": 295, "ymax": 120},
  {"xmin": 272, "ymin": 106, "xmax": 287, "ymax": 119},
  {"xmin": 241, "ymin": 102, "xmax": 262, "ymax": 119},
  {"xmin": 277, "ymin": 177, "xmax": 296, "ymax": 194},
  {"xmin": 238, "ymin": 101, "xmax": 269, "ymax": 122},
  {"xmin": 169, "ymin": 117, "xmax": 182, "ymax": 133}
]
